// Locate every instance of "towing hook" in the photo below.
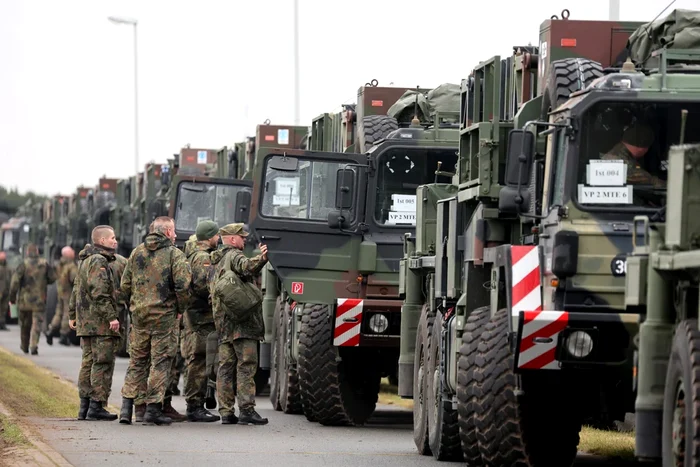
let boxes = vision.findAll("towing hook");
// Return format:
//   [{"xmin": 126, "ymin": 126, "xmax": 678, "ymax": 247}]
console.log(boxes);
[
  {"xmin": 365, "ymin": 79, "xmax": 379, "ymax": 87},
  {"xmin": 562, "ymin": 9, "xmax": 570, "ymax": 19}
]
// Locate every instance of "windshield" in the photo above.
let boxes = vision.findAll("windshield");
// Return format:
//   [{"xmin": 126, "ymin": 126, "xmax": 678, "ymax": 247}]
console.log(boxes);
[
  {"xmin": 576, "ymin": 101, "xmax": 700, "ymax": 209},
  {"xmin": 261, "ymin": 158, "xmax": 354, "ymax": 221},
  {"xmin": 2, "ymin": 230, "xmax": 15, "ymax": 251},
  {"xmin": 174, "ymin": 182, "xmax": 252, "ymax": 232},
  {"xmin": 95, "ymin": 191, "xmax": 115, "ymax": 210},
  {"xmin": 374, "ymin": 147, "xmax": 457, "ymax": 226}
]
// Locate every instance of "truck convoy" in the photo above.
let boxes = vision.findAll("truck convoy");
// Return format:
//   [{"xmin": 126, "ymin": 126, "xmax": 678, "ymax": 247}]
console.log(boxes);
[{"xmin": 4, "ymin": 7, "xmax": 700, "ymax": 466}]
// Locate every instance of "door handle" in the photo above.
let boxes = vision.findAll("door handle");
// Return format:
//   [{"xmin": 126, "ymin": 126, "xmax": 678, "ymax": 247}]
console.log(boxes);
[{"xmin": 261, "ymin": 235, "xmax": 280, "ymax": 240}]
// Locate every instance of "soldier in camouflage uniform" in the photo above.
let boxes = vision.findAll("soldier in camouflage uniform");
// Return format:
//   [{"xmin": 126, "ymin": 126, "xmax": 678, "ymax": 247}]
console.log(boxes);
[
  {"xmin": 602, "ymin": 120, "xmax": 666, "ymax": 188},
  {"xmin": 68, "ymin": 227, "xmax": 121, "ymax": 421},
  {"xmin": 211, "ymin": 223, "xmax": 268, "ymax": 425},
  {"xmin": 0, "ymin": 252, "xmax": 9, "ymax": 331},
  {"xmin": 118, "ymin": 216, "xmax": 191, "ymax": 426},
  {"xmin": 47, "ymin": 246, "xmax": 78, "ymax": 346},
  {"xmin": 9, "ymin": 244, "xmax": 57, "ymax": 354},
  {"xmin": 182, "ymin": 222, "xmax": 220, "ymax": 422}
]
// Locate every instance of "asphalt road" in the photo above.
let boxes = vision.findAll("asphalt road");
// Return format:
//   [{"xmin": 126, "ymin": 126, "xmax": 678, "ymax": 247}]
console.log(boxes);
[{"xmin": 0, "ymin": 324, "xmax": 643, "ymax": 467}]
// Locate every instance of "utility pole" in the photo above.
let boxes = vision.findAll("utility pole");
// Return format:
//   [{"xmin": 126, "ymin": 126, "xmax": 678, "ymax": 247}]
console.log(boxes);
[{"xmin": 293, "ymin": 0, "xmax": 300, "ymax": 125}]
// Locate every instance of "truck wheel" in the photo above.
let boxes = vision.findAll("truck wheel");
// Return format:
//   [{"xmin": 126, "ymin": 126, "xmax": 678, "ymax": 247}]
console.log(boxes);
[
  {"xmin": 456, "ymin": 305, "xmax": 490, "ymax": 465},
  {"xmin": 298, "ymin": 303, "xmax": 381, "ymax": 426},
  {"xmin": 269, "ymin": 297, "xmax": 282, "ymax": 410},
  {"xmin": 427, "ymin": 310, "xmax": 461, "ymax": 461},
  {"xmin": 296, "ymin": 303, "xmax": 318, "ymax": 422},
  {"xmin": 279, "ymin": 302, "xmax": 302, "ymax": 414},
  {"xmin": 662, "ymin": 319, "xmax": 700, "ymax": 466},
  {"xmin": 358, "ymin": 115, "xmax": 398, "ymax": 152},
  {"xmin": 475, "ymin": 308, "xmax": 581, "ymax": 466},
  {"xmin": 413, "ymin": 305, "xmax": 433, "ymax": 456},
  {"xmin": 540, "ymin": 58, "xmax": 602, "ymax": 119}
]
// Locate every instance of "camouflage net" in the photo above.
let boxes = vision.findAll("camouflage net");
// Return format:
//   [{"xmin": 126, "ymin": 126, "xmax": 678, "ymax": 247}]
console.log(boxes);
[
  {"xmin": 387, "ymin": 83, "xmax": 460, "ymax": 124},
  {"xmin": 627, "ymin": 9, "xmax": 700, "ymax": 66}
]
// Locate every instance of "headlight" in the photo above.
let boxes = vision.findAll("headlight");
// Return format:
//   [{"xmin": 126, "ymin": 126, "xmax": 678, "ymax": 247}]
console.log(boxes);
[
  {"xmin": 565, "ymin": 331, "xmax": 593, "ymax": 358},
  {"xmin": 368, "ymin": 313, "xmax": 389, "ymax": 334}
]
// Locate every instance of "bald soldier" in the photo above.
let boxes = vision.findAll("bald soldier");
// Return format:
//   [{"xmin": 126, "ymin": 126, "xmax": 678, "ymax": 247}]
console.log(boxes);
[
  {"xmin": 47, "ymin": 246, "xmax": 78, "ymax": 346},
  {"xmin": 119, "ymin": 216, "xmax": 191, "ymax": 426},
  {"xmin": 69, "ymin": 226, "xmax": 121, "ymax": 421},
  {"xmin": 0, "ymin": 252, "xmax": 9, "ymax": 331},
  {"xmin": 9, "ymin": 244, "xmax": 57, "ymax": 354}
]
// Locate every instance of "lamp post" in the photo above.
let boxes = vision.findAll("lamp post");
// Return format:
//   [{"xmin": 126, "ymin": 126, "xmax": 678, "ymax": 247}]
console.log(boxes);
[
  {"xmin": 108, "ymin": 16, "xmax": 139, "ymax": 174},
  {"xmin": 293, "ymin": 0, "xmax": 300, "ymax": 125}
]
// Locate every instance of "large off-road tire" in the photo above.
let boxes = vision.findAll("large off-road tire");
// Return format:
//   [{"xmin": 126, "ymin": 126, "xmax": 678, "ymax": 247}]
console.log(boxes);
[
  {"xmin": 297, "ymin": 303, "xmax": 381, "ymax": 426},
  {"xmin": 427, "ymin": 310, "xmax": 462, "ymax": 461},
  {"xmin": 413, "ymin": 305, "xmax": 433, "ymax": 456},
  {"xmin": 296, "ymin": 303, "xmax": 317, "ymax": 422},
  {"xmin": 540, "ymin": 58, "xmax": 603, "ymax": 119},
  {"xmin": 474, "ymin": 309, "xmax": 582, "ymax": 466},
  {"xmin": 662, "ymin": 319, "xmax": 700, "ymax": 466},
  {"xmin": 456, "ymin": 306, "xmax": 491, "ymax": 465},
  {"xmin": 358, "ymin": 115, "xmax": 398, "ymax": 152},
  {"xmin": 279, "ymin": 302, "xmax": 302, "ymax": 414},
  {"xmin": 269, "ymin": 298, "xmax": 283, "ymax": 410}
]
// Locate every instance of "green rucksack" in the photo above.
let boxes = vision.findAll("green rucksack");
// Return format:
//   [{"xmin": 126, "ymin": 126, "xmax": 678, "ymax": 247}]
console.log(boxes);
[{"xmin": 212, "ymin": 267, "xmax": 262, "ymax": 324}]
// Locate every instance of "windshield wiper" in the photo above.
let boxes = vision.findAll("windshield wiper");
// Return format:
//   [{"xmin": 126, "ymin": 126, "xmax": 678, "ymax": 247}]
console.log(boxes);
[{"xmin": 183, "ymin": 185, "xmax": 207, "ymax": 193}]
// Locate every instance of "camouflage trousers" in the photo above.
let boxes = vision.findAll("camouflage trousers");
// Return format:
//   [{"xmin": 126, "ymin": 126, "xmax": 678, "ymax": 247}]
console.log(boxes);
[
  {"xmin": 169, "ymin": 326, "xmax": 184, "ymax": 395},
  {"xmin": 121, "ymin": 326, "xmax": 177, "ymax": 405},
  {"xmin": 19, "ymin": 309, "xmax": 44, "ymax": 351},
  {"xmin": 217, "ymin": 338, "xmax": 258, "ymax": 416},
  {"xmin": 49, "ymin": 296, "xmax": 71, "ymax": 336},
  {"xmin": 183, "ymin": 322, "xmax": 215, "ymax": 406},
  {"xmin": 0, "ymin": 296, "xmax": 7, "ymax": 325},
  {"xmin": 78, "ymin": 336, "xmax": 120, "ymax": 402}
]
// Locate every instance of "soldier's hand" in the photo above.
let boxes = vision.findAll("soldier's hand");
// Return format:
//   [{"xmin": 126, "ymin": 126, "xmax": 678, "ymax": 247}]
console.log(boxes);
[
  {"xmin": 109, "ymin": 319, "xmax": 120, "ymax": 332},
  {"xmin": 69, "ymin": 319, "xmax": 76, "ymax": 330},
  {"xmin": 260, "ymin": 244, "xmax": 268, "ymax": 260}
]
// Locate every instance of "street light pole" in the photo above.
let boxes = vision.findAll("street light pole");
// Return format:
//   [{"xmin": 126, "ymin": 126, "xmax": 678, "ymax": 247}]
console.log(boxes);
[
  {"xmin": 108, "ymin": 16, "xmax": 139, "ymax": 174},
  {"xmin": 293, "ymin": 0, "xmax": 300, "ymax": 125}
]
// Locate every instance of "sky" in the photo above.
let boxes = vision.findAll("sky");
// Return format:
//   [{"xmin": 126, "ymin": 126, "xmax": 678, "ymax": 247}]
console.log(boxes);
[{"xmin": 0, "ymin": 0, "xmax": 697, "ymax": 196}]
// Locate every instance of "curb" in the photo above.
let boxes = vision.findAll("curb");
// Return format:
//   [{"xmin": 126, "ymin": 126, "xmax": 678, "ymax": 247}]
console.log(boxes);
[{"xmin": 0, "ymin": 400, "xmax": 73, "ymax": 467}]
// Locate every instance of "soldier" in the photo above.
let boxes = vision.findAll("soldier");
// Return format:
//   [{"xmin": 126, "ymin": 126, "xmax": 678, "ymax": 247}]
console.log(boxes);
[
  {"xmin": 183, "ymin": 221, "xmax": 220, "ymax": 422},
  {"xmin": 210, "ymin": 223, "xmax": 268, "ymax": 425},
  {"xmin": 118, "ymin": 216, "xmax": 191, "ymax": 426},
  {"xmin": 9, "ymin": 244, "xmax": 56, "ymax": 354},
  {"xmin": 68, "ymin": 226, "xmax": 121, "ymax": 421},
  {"xmin": 602, "ymin": 120, "xmax": 666, "ymax": 188},
  {"xmin": 47, "ymin": 246, "xmax": 78, "ymax": 346},
  {"xmin": 0, "ymin": 252, "xmax": 9, "ymax": 331}
]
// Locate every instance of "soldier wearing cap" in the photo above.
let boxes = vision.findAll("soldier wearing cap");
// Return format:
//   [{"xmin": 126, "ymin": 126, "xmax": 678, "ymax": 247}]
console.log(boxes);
[
  {"xmin": 602, "ymin": 120, "xmax": 666, "ymax": 188},
  {"xmin": 181, "ymin": 221, "xmax": 221, "ymax": 422},
  {"xmin": 209, "ymin": 223, "xmax": 269, "ymax": 425}
]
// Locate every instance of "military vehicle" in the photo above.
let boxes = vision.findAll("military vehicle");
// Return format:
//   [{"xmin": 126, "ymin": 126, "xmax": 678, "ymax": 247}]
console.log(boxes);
[
  {"xmin": 394, "ymin": 8, "xmax": 700, "ymax": 466},
  {"xmin": 66, "ymin": 187, "xmax": 90, "ymax": 252},
  {"xmin": 248, "ymin": 81, "xmax": 460, "ymax": 425},
  {"xmin": 0, "ymin": 207, "xmax": 32, "ymax": 325}
]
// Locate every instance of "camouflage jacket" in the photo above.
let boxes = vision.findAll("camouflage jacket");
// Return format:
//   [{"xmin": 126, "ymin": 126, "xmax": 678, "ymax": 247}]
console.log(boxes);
[
  {"xmin": 57, "ymin": 258, "xmax": 78, "ymax": 299},
  {"xmin": 210, "ymin": 244, "xmax": 267, "ymax": 342},
  {"xmin": 602, "ymin": 143, "xmax": 666, "ymax": 188},
  {"xmin": 68, "ymin": 244, "xmax": 119, "ymax": 337},
  {"xmin": 9, "ymin": 251, "xmax": 56, "ymax": 311},
  {"xmin": 119, "ymin": 232, "xmax": 191, "ymax": 332},
  {"xmin": 0, "ymin": 261, "xmax": 9, "ymax": 300},
  {"xmin": 186, "ymin": 238, "xmax": 215, "ymax": 329}
]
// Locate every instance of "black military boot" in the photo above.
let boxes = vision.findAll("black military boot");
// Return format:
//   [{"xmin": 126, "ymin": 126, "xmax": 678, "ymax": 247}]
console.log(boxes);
[
  {"xmin": 86, "ymin": 400, "xmax": 118, "ymax": 421},
  {"xmin": 186, "ymin": 403, "xmax": 220, "ymax": 422},
  {"xmin": 46, "ymin": 333, "xmax": 53, "ymax": 345},
  {"xmin": 220, "ymin": 413, "xmax": 238, "ymax": 425},
  {"xmin": 143, "ymin": 403, "xmax": 172, "ymax": 426},
  {"xmin": 30, "ymin": 348, "xmax": 38, "ymax": 355},
  {"xmin": 59, "ymin": 335, "xmax": 70, "ymax": 346},
  {"xmin": 77, "ymin": 397, "xmax": 90, "ymax": 420},
  {"xmin": 0, "ymin": 323, "xmax": 8, "ymax": 331},
  {"xmin": 205, "ymin": 386, "xmax": 217, "ymax": 409},
  {"xmin": 134, "ymin": 404, "xmax": 146, "ymax": 422},
  {"xmin": 119, "ymin": 398, "xmax": 134, "ymax": 425},
  {"xmin": 238, "ymin": 408, "xmax": 268, "ymax": 425},
  {"xmin": 162, "ymin": 397, "xmax": 186, "ymax": 422}
]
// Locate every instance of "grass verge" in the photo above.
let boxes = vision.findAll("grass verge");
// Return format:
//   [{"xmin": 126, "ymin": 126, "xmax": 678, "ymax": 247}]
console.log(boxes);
[
  {"xmin": 0, "ymin": 413, "xmax": 29, "ymax": 451},
  {"xmin": 0, "ymin": 347, "xmax": 79, "ymax": 419},
  {"xmin": 377, "ymin": 378, "xmax": 635, "ymax": 458}
]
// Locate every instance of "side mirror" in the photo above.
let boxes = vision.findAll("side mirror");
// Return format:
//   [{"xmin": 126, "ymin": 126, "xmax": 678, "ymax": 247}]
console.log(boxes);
[
  {"xmin": 328, "ymin": 210, "xmax": 351, "ymax": 229},
  {"xmin": 235, "ymin": 190, "xmax": 252, "ymax": 224},
  {"xmin": 335, "ymin": 168, "xmax": 355, "ymax": 209},
  {"xmin": 268, "ymin": 155, "xmax": 299, "ymax": 171},
  {"xmin": 499, "ymin": 129, "xmax": 535, "ymax": 213}
]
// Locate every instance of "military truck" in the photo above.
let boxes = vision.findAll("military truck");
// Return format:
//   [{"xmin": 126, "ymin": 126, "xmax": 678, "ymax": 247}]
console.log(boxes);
[
  {"xmin": 395, "ymin": 9, "xmax": 700, "ymax": 466},
  {"xmin": 0, "ymin": 208, "xmax": 32, "ymax": 325},
  {"xmin": 66, "ymin": 187, "xmax": 90, "ymax": 252},
  {"xmin": 248, "ymin": 82, "xmax": 460, "ymax": 426}
]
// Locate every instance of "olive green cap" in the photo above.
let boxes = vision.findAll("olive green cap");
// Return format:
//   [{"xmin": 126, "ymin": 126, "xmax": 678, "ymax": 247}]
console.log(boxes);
[
  {"xmin": 219, "ymin": 223, "xmax": 249, "ymax": 237},
  {"xmin": 195, "ymin": 220, "xmax": 219, "ymax": 241}
]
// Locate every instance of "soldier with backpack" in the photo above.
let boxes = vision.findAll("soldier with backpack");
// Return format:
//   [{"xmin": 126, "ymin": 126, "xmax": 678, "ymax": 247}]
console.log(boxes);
[{"xmin": 209, "ymin": 223, "xmax": 268, "ymax": 425}]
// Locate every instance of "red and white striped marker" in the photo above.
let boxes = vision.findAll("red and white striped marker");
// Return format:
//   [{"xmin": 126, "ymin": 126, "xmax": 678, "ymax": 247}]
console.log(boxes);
[
  {"xmin": 333, "ymin": 298, "xmax": 364, "ymax": 347},
  {"xmin": 511, "ymin": 246, "xmax": 567, "ymax": 370}
]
